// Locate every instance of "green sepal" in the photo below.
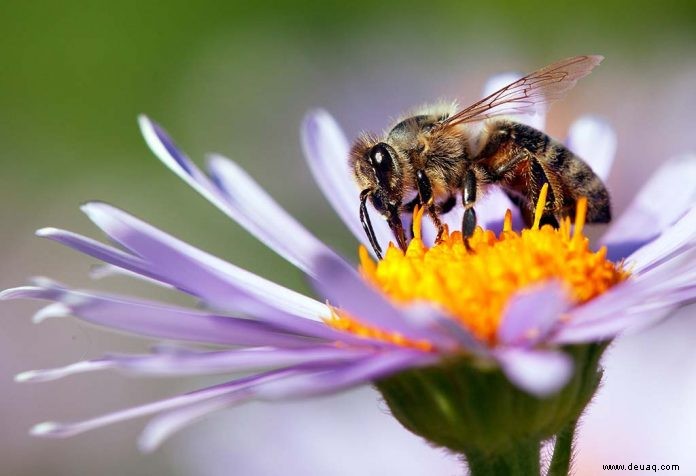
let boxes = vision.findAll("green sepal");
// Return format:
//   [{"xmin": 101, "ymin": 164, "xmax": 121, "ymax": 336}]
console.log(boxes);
[{"xmin": 375, "ymin": 343, "xmax": 605, "ymax": 461}]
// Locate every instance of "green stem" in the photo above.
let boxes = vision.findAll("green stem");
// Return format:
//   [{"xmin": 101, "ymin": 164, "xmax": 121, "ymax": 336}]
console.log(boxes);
[
  {"xmin": 547, "ymin": 420, "xmax": 577, "ymax": 476},
  {"xmin": 465, "ymin": 439, "xmax": 541, "ymax": 476}
]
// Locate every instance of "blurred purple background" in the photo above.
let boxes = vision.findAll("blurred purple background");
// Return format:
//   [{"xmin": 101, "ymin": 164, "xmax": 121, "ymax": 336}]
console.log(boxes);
[{"xmin": 2, "ymin": 2, "xmax": 696, "ymax": 475}]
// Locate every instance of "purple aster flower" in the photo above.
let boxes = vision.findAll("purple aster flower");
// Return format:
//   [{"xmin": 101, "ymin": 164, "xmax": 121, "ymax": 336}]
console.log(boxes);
[{"xmin": 3, "ymin": 70, "xmax": 696, "ymax": 474}]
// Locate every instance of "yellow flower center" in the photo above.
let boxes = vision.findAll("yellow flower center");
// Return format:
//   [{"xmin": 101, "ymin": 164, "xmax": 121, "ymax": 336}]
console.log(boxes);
[{"xmin": 327, "ymin": 185, "xmax": 629, "ymax": 350}]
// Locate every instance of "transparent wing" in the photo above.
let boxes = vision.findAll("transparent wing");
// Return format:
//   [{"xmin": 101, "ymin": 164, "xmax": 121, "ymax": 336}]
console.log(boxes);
[{"xmin": 440, "ymin": 55, "xmax": 603, "ymax": 127}]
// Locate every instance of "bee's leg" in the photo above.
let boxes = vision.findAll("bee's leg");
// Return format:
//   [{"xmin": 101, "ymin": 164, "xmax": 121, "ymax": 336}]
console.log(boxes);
[
  {"xmin": 478, "ymin": 121, "xmax": 562, "ymax": 228},
  {"xmin": 403, "ymin": 196, "xmax": 420, "ymax": 239},
  {"xmin": 461, "ymin": 169, "xmax": 478, "ymax": 251},
  {"xmin": 525, "ymin": 158, "xmax": 559, "ymax": 228},
  {"xmin": 386, "ymin": 203, "xmax": 408, "ymax": 253},
  {"xmin": 495, "ymin": 157, "xmax": 559, "ymax": 228},
  {"xmin": 359, "ymin": 189, "xmax": 383, "ymax": 259},
  {"xmin": 415, "ymin": 170, "xmax": 446, "ymax": 242}
]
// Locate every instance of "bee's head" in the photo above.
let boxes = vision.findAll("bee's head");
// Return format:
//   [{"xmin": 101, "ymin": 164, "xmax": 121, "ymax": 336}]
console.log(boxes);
[
  {"xmin": 350, "ymin": 135, "xmax": 408, "ymax": 256},
  {"xmin": 349, "ymin": 136, "xmax": 404, "ymax": 214}
]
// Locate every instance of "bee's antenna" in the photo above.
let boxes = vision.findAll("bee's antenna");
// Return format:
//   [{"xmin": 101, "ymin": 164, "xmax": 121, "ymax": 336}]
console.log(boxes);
[{"xmin": 359, "ymin": 189, "xmax": 383, "ymax": 260}]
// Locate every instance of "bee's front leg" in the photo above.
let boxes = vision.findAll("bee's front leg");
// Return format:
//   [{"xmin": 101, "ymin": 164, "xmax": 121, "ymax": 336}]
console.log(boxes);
[{"xmin": 359, "ymin": 189, "xmax": 384, "ymax": 259}]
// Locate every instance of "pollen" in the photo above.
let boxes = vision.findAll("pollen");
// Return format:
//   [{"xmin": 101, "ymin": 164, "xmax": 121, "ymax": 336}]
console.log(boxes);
[{"xmin": 328, "ymin": 185, "xmax": 629, "ymax": 347}]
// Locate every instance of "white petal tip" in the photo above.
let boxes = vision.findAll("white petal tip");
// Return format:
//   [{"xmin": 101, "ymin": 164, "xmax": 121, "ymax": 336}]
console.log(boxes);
[
  {"xmin": 33, "ymin": 303, "xmax": 70, "ymax": 323},
  {"xmin": 88, "ymin": 264, "xmax": 111, "ymax": 279},
  {"xmin": 29, "ymin": 276, "xmax": 62, "ymax": 287},
  {"xmin": 205, "ymin": 153, "xmax": 240, "ymax": 177},
  {"xmin": 0, "ymin": 287, "xmax": 28, "ymax": 300},
  {"xmin": 566, "ymin": 116, "xmax": 617, "ymax": 180},
  {"xmin": 15, "ymin": 371, "xmax": 39, "ymax": 383},
  {"xmin": 35, "ymin": 227, "xmax": 60, "ymax": 237},
  {"xmin": 498, "ymin": 349, "xmax": 574, "ymax": 397},
  {"xmin": 15, "ymin": 368, "xmax": 62, "ymax": 383},
  {"xmin": 137, "ymin": 434, "xmax": 162, "ymax": 453},
  {"xmin": 303, "ymin": 108, "xmax": 330, "ymax": 121},
  {"xmin": 15, "ymin": 366, "xmax": 83, "ymax": 383},
  {"xmin": 30, "ymin": 422, "xmax": 66, "ymax": 438},
  {"xmin": 205, "ymin": 152, "xmax": 227, "ymax": 167},
  {"xmin": 301, "ymin": 109, "xmax": 336, "ymax": 135},
  {"xmin": 137, "ymin": 114, "xmax": 153, "ymax": 132},
  {"xmin": 79, "ymin": 202, "xmax": 99, "ymax": 215}
]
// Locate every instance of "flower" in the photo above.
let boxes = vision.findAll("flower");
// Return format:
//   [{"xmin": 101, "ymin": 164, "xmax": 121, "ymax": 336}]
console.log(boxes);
[{"xmin": 3, "ymin": 75, "xmax": 696, "ymax": 460}]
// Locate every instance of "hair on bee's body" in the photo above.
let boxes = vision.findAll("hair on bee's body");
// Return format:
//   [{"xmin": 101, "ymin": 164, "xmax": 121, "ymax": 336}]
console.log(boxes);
[
  {"xmin": 350, "ymin": 55, "xmax": 611, "ymax": 258},
  {"xmin": 472, "ymin": 118, "xmax": 611, "ymax": 226}
]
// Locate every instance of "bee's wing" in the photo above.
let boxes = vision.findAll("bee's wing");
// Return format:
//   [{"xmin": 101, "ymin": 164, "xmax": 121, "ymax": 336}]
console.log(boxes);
[{"xmin": 440, "ymin": 55, "xmax": 603, "ymax": 127}]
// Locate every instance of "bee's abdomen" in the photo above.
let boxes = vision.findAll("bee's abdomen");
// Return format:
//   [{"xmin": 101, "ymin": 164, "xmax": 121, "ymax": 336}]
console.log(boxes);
[
  {"xmin": 478, "ymin": 120, "xmax": 611, "ymax": 225},
  {"xmin": 538, "ymin": 134, "xmax": 610, "ymax": 223}
]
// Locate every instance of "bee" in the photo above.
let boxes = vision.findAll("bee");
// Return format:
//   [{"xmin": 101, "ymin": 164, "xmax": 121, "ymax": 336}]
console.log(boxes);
[{"xmin": 350, "ymin": 55, "xmax": 611, "ymax": 259}]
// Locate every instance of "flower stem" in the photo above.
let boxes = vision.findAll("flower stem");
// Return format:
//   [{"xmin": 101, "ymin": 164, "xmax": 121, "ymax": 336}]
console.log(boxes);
[
  {"xmin": 547, "ymin": 419, "xmax": 577, "ymax": 476},
  {"xmin": 465, "ymin": 439, "xmax": 540, "ymax": 476}
]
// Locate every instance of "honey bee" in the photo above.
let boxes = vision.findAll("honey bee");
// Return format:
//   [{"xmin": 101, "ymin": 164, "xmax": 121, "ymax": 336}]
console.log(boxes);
[{"xmin": 350, "ymin": 55, "xmax": 611, "ymax": 259}]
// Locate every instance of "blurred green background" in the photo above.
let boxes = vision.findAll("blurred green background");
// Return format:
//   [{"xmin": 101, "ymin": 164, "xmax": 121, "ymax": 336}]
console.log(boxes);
[{"xmin": 2, "ymin": 2, "xmax": 696, "ymax": 475}]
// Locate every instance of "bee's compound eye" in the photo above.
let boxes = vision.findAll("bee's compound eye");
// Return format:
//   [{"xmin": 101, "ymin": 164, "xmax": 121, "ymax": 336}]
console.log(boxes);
[
  {"xmin": 370, "ymin": 143, "xmax": 392, "ymax": 167},
  {"xmin": 369, "ymin": 143, "xmax": 394, "ymax": 186}
]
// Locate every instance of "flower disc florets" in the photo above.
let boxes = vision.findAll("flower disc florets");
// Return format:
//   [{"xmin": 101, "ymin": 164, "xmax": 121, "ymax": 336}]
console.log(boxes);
[{"xmin": 330, "ymin": 186, "xmax": 628, "ymax": 348}]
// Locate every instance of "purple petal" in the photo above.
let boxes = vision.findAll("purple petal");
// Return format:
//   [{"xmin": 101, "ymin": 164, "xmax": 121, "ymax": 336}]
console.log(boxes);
[
  {"xmin": 137, "ymin": 350, "xmax": 430, "ymax": 452},
  {"xmin": 301, "ymin": 109, "xmax": 392, "ymax": 256},
  {"xmin": 138, "ymin": 115, "xmax": 230, "ymax": 213},
  {"xmin": 138, "ymin": 394, "xmax": 234, "ymax": 452},
  {"xmin": 138, "ymin": 350, "xmax": 432, "ymax": 451},
  {"xmin": 34, "ymin": 227, "xmax": 228, "ymax": 304},
  {"xmin": 16, "ymin": 360, "xmax": 114, "ymax": 383},
  {"xmin": 90, "ymin": 263, "xmax": 175, "ymax": 287},
  {"xmin": 553, "ymin": 305, "xmax": 678, "ymax": 344},
  {"xmin": 29, "ymin": 351, "xmax": 412, "ymax": 446},
  {"xmin": 602, "ymin": 154, "xmax": 696, "ymax": 261},
  {"xmin": 311, "ymin": 255, "xmax": 463, "ymax": 351},
  {"xmin": 30, "ymin": 369, "xmax": 295, "ymax": 439},
  {"xmin": 18, "ymin": 346, "xmax": 375, "ymax": 381},
  {"xmin": 253, "ymin": 349, "xmax": 437, "ymax": 400},
  {"xmin": 1, "ymin": 283, "xmax": 328, "ymax": 347},
  {"xmin": 495, "ymin": 348, "xmax": 573, "ymax": 397},
  {"xmin": 476, "ymin": 188, "xmax": 525, "ymax": 234},
  {"xmin": 565, "ymin": 116, "xmax": 616, "ymax": 182},
  {"xmin": 139, "ymin": 115, "xmax": 339, "ymax": 276},
  {"xmin": 408, "ymin": 303, "xmax": 488, "ymax": 355},
  {"xmin": 552, "ymin": 249, "xmax": 696, "ymax": 344},
  {"xmin": 624, "ymin": 205, "xmax": 696, "ymax": 275},
  {"xmin": 36, "ymin": 227, "xmax": 149, "ymax": 272},
  {"xmin": 206, "ymin": 154, "xmax": 347, "ymax": 278},
  {"xmin": 497, "ymin": 281, "xmax": 570, "ymax": 347},
  {"xmin": 112, "ymin": 347, "xmax": 374, "ymax": 376},
  {"xmin": 78, "ymin": 202, "xmax": 329, "ymax": 321},
  {"xmin": 558, "ymin": 280, "xmax": 650, "ymax": 330}
]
